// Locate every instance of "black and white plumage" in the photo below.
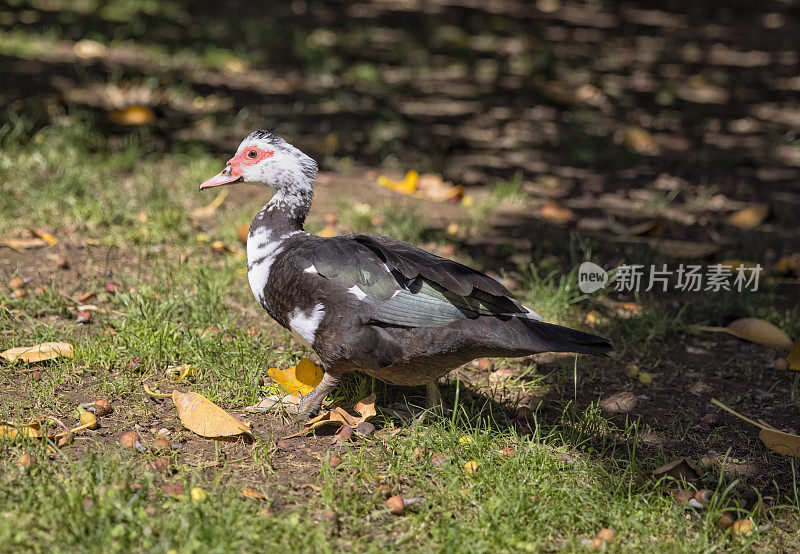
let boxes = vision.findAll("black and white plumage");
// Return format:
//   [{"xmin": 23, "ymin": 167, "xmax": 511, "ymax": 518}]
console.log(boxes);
[{"xmin": 200, "ymin": 131, "xmax": 612, "ymax": 415}]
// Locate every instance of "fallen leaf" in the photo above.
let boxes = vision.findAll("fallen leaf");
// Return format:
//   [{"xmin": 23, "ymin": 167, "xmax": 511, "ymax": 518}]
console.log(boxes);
[
  {"xmin": 653, "ymin": 457, "xmax": 700, "ymax": 482},
  {"xmin": 241, "ymin": 487, "xmax": 267, "ymax": 501},
  {"xmin": 1, "ymin": 237, "xmax": 48, "ymax": 251},
  {"xmin": 1, "ymin": 342, "xmax": 74, "ymax": 363},
  {"xmin": 0, "ymin": 421, "xmax": 42, "ymax": 441},
  {"xmin": 267, "ymin": 358, "xmax": 323, "ymax": 396},
  {"xmin": 759, "ymin": 425, "xmax": 800, "ymax": 458},
  {"xmin": 540, "ymin": 200, "xmax": 575, "ymax": 224},
  {"xmin": 378, "ymin": 170, "xmax": 418, "ymax": 195},
  {"xmin": 711, "ymin": 399, "xmax": 800, "ymax": 458},
  {"xmin": 788, "ymin": 338, "xmax": 800, "ymax": 371},
  {"xmin": 108, "ymin": 105, "xmax": 156, "ymax": 126},
  {"xmin": 192, "ymin": 189, "xmax": 229, "ymax": 219},
  {"xmin": 301, "ymin": 393, "xmax": 377, "ymax": 434},
  {"xmin": 172, "ymin": 390, "xmax": 252, "ymax": 438},
  {"xmin": 654, "ymin": 240, "xmax": 721, "ymax": 259},
  {"xmin": 416, "ymin": 173, "xmax": 463, "ymax": 202},
  {"xmin": 29, "ymin": 229, "xmax": 57, "ymax": 245},
  {"xmin": 725, "ymin": 318, "xmax": 792, "ymax": 348},
  {"xmin": 725, "ymin": 204, "xmax": 768, "ymax": 229}
]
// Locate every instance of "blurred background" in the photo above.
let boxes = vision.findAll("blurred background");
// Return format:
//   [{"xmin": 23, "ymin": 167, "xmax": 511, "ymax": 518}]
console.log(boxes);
[{"xmin": 2, "ymin": 0, "xmax": 800, "ymax": 211}]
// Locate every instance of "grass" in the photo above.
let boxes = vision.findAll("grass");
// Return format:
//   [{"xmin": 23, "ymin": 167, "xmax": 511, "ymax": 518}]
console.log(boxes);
[{"xmin": 2, "ymin": 112, "xmax": 799, "ymax": 551}]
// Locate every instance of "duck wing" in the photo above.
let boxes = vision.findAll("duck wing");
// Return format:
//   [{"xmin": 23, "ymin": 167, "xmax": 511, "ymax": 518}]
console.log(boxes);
[{"xmin": 292, "ymin": 234, "xmax": 533, "ymax": 329}]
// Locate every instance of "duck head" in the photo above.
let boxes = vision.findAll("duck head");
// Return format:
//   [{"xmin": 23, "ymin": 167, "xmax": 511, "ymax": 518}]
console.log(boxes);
[{"xmin": 200, "ymin": 131, "xmax": 318, "ymax": 191}]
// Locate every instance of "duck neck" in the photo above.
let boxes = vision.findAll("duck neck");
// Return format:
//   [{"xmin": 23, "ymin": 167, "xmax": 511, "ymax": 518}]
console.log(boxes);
[{"xmin": 250, "ymin": 183, "xmax": 313, "ymax": 236}]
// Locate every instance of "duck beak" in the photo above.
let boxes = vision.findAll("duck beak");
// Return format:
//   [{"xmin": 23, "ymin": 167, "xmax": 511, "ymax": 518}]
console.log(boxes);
[{"xmin": 199, "ymin": 164, "xmax": 242, "ymax": 190}]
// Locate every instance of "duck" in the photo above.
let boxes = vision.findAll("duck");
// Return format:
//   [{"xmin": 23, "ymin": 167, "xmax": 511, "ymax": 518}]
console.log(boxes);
[{"xmin": 200, "ymin": 131, "xmax": 612, "ymax": 415}]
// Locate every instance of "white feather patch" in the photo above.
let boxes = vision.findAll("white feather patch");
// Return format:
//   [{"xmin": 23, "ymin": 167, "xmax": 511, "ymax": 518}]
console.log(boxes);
[
  {"xmin": 347, "ymin": 285, "xmax": 367, "ymax": 300},
  {"xmin": 304, "ymin": 265, "xmax": 318, "ymax": 274},
  {"xmin": 247, "ymin": 229, "xmax": 301, "ymax": 303},
  {"xmin": 524, "ymin": 305, "xmax": 544, "ymax": 321},
  {"xmin": 289, "ymin": 303, "xmax": 325, "ymax": 347}
]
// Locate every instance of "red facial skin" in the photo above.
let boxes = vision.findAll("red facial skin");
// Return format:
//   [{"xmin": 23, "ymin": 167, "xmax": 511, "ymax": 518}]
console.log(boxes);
[{"xmin": 199, "ymin": 145, "xmax": 274, "ymax": 189}]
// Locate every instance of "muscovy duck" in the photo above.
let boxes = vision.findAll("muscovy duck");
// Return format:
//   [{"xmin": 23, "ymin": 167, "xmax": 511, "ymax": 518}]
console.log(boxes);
[{"xmin": 200, "ymin": 131, "xmax": 612, "ymax": 415}]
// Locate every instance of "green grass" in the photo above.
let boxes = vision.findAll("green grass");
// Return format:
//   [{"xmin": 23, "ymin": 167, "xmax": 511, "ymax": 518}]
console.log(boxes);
[{"xmin": 2, "ymin": 117, "xmax": 799, "ymax": 552}]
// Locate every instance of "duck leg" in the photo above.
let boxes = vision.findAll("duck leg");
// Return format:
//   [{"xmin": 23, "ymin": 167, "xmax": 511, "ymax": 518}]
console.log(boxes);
[
  {"xmin": 426, "ymin": 382, "xmax": 442, "ymax": 408},
  {"xmin": 296, "ymin": 372, "xmax": 340, "ymax": 416}
]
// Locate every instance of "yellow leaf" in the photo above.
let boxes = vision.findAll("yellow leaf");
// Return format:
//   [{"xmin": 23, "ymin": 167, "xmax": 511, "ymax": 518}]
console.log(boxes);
[
  {"xmin": 29, "ymin": 229, "xmax": 58, "ymax": 246},
  {"xmin": 788, "ymin": 338, "xmax": 800, "ymax": 371},
  {"xmin": 1, "ymin": 342, "xmax": 73, "ymax": 363},
  {"xmin": 378, "ymin": 170, "xmax": 419, "ymax": 195},
  {"xmin": 711, "ymin": 399, "xmax": 800, "ymax": 458},
  {"xmin": 191, "ymin": 190, "xmax": 229, "ymax": 219},
  {"xmin": 725, "ymin": 204, "xmax": 768, "ymax": 229},
  {"xmin": 726, "ymin": 318, "xmax": 792, "ymax": 348},
  {"xmin": 172, "ymin": 390, "xmax": 251, "ymax": 438},
  {"xmin": 267, "ymin": 358, "xmax": 323, "ymax": 396},
  {"xmin": 108, "ymin": 105, "xmax": 156, "ymax": 126}
]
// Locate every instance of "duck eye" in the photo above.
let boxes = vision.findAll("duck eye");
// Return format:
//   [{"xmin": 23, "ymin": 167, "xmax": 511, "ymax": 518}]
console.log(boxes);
[{"xmin": 247, "ymin": 149, "xmax": 258, "ymax": 159}]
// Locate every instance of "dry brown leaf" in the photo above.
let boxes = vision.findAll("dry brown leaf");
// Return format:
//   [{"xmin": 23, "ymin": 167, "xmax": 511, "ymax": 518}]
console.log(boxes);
[
  {"xmin": 416, "ymin": 173, "xmax": 463, "ymax": 202},
  {"xmin": 172, "ymin": 390, "xmax": 252, "ymax": 438},
  {"xmin": 654, "ymin": 240, "xmax": 721, "ymax": 259},
  {"xmin": 696, "ymin": 318, "xmax": 792, "ymax": 348},
  {"xmin": 758, "ymin": 425, "xmax": 800, "ymax": 458},
  {"xmin": 711, "ymin": 399, "xmax": 800, "ymax": 458},
  {"xmin": 540, "ymin": 201, "xmax": 575, "ymax": 224},
  {"xmin": 302, "ymin": 393, "xmax": 377, "ymax": 434},
  {"xmin": 0, "ymin": 421, "xmax": 42, "ymax": 441},
  {"xmin": 192, "ymin": 190, "xmax": 229, "ymax": 219},
  {"xmin": 726, "ymin": 318, "xmax": 792, "ymax": 348},
  {"xmin": 653, "ymin": 457, "xmax": 700, "ymax": 482},
  {"xmin": 2, "ymin": 237, "xmax": 48, "ymax": 251},
  {"xmin": 1, "ymin": 342, "xmax": 74, "ymax": 363},
  {"xmin": 725, "ymin": 204, "xmax": 768, "ymax": 229}
]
